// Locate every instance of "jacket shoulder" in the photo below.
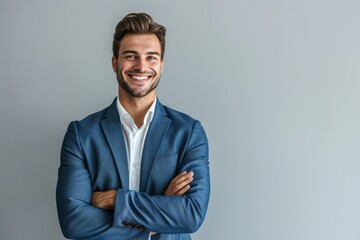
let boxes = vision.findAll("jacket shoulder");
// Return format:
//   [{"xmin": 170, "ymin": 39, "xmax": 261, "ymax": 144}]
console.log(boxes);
[
  {"xmin": 73, "ymin": 98, "xmax": 117, "ymax": 126},
  {"xmin": 68, "ymin": 100, "xmax": 116, "ymax": 135},
  {"xmin": 162, "ymin": 105, "xmax": 199, "ymax": 127}
]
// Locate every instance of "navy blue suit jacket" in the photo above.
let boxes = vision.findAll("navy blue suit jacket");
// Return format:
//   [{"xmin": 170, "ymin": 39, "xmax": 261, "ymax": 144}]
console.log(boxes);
[{"xmin": 56, "ymin": 99, "xmax": 210, "ymax": 240}]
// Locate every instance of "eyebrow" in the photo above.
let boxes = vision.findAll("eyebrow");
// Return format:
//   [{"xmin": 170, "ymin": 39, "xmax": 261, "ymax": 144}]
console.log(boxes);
[{"xmin": 122, "ymin": 50, "xmax": 161, "ymax": 56}]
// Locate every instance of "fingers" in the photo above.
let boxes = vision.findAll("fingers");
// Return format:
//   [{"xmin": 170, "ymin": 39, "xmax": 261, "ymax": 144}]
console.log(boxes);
[
  {"xmin": 164, "ymin": 171, "xmax": 194, "ymax": 196},
  {"xmin": 172, "ymin": 171, "xmax": 193, "ymax": 195},
  {"xmin": 91, "ymin": 190, "xmax": 117, "ymax": 210},
  {"xmin": 174, "ymin": 182, "xmax": 190, "ymax": 196}
]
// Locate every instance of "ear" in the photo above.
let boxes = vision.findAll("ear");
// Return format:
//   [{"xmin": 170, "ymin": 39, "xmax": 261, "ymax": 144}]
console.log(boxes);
[{"xmin": 111, "ymin": 56, "xmax": 117, "ymax": 72}]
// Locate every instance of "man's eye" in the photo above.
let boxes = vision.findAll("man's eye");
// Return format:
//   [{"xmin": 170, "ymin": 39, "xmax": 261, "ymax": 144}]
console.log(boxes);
[
  {"xmin": 125, "ymin": 55, "xmax": 136, "ymax": 59},
  {"xmin": 147, "ymin": 56, "xmax": 158, "ymax": 60}
]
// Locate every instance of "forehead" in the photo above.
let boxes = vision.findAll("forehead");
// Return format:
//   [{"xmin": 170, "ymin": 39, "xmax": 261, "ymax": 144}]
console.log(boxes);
[{"xmin": 119, "ymin": 34, "xmax": 161, "ymax": 53}]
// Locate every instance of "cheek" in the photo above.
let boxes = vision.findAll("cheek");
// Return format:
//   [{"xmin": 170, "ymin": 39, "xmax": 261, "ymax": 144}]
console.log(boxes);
[
  {"xmin": 151, "ymin": 63, "xmax": 163, "ymax": 73},
  {"xmin": 117, "ymin": 64, "xmax": 128, "ymax": 74}
]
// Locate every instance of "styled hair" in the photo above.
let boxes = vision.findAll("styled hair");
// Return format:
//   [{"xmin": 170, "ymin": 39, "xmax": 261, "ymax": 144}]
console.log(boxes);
[{"xmin": 112, "ymin": 13, "xmax": 166, "ymax": 60}]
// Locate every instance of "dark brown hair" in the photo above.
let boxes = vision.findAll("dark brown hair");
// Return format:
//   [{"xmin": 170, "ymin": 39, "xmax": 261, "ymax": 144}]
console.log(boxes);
[{"xmin": 112, "ymin": 13, "xmax": 166, "ymax": 60}]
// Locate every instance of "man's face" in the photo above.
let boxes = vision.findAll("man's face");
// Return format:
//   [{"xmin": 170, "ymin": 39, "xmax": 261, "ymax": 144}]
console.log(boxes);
[{"xmin": 112, "ymin": 34, "xmax": 164, "ymax": 98}]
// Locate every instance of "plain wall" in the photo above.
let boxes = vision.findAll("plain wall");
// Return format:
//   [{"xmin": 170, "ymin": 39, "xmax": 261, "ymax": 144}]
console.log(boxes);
[{"xmin": 1, "ymin": 0, "xmax": 360, "ymax": 239}]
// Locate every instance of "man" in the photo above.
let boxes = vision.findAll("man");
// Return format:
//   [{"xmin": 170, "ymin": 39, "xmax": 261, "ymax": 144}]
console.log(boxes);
[{"xmin": 56, "ymin": 13, "xmax": 210, "ymax": 240}]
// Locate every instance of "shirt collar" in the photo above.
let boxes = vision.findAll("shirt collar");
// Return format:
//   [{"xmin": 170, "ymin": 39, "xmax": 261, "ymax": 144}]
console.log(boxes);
[{"xmin": 116, "ymin": 97, "xmax": 157, "ymax": 126}]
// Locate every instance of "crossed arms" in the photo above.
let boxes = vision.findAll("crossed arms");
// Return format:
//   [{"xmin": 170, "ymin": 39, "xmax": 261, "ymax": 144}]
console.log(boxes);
[
  {"xmin": 92, "ymin": 171, "xmax": 194, "ymax": 210},
  {"xmin": 56, "ymin": 121, "xmax": 210, "ymax": 239},
  {"xmin": 92, "ymin": 171, "xmax": 194, "ymax": 236}
]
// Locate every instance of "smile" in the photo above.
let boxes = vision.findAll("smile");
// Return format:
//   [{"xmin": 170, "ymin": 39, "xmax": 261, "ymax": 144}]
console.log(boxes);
[{"xmin": 128, "ymin": 75, "xmax": 151, "ymax": 80}]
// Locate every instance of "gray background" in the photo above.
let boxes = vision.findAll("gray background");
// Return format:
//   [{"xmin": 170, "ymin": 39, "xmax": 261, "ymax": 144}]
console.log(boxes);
[{"xmin": 1, "ymin": 0, "xmax": 359, "ymax": 239}]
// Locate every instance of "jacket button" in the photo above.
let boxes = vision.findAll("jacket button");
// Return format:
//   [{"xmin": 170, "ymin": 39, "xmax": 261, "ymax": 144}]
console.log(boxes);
[
  {"xmin": 134, "ymin": 224, "xmax": 143, "ymax": 230},
  {"xmin": 122, "ymin": 220, "xmax": 129, "ymax": 227}
]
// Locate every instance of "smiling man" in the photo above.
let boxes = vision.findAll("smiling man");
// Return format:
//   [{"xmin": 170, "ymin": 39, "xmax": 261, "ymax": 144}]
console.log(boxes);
[{"xmin": 56, "ymin": 13, "xmax": 210, "ymax": 240}]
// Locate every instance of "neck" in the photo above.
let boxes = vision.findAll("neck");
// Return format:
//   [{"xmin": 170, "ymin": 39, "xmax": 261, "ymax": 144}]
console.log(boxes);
[{"xmin": 118, "ymin": 88, "xmax": 156, "ymax": 128}]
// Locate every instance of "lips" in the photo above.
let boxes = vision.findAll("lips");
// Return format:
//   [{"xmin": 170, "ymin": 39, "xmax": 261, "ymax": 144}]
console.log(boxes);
[{"xmin": 128, "ymin": 75, "xmax": 151, "ymax": 81}]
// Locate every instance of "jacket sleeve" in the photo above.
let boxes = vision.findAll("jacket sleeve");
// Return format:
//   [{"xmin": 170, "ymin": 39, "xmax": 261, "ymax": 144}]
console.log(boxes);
[
  {"xmin": 113, "ymin": 120, "xmax": 210, "ymax": 234},
  {"xmin": 56, "ymin": 122, "xmax": 149, "ymax": 240}
]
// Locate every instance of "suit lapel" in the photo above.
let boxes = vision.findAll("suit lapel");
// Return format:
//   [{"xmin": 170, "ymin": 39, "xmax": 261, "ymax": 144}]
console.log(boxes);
[
  {"xmin": 100, "ymin": 99, "xmax": 129, "ymax": 190},
  {"xmin": 140, "ymin": 102, "xmax": 172, "ymax": 192}
]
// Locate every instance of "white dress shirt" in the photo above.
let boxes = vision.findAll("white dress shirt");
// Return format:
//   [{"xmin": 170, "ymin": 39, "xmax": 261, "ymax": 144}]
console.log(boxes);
[{"xmin": 116, "ymin": 97, "xmax": 156, "ymax": 191}]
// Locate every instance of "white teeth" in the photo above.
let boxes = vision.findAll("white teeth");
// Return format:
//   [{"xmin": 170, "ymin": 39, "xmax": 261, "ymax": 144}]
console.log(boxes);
[{"xmin": 131, "ymin": 75, "xmax": 149, "ymax": 80}]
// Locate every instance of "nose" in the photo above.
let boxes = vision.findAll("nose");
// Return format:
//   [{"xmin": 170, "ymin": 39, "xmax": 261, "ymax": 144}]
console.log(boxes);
[{"xmin": 133, "ymin": 58, "xmax": 146, "ymax": 72}]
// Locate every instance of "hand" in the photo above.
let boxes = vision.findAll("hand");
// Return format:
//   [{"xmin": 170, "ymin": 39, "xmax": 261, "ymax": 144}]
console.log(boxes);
[
  {"xmin": 150, "ymin": 171, "xmax": 194, "ymax": 236},
  {"xmin": 91, "ymin": 189, "xmax": 117, "ymax": 210},
  {"xmin": 164, "ymin": 171, "xmax": 194, "ymax": 196},
  {"xmin": 92, "ymin": 172, "xmax": 194, "ymax": 236}
]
